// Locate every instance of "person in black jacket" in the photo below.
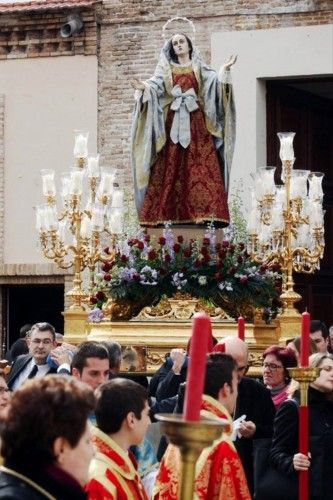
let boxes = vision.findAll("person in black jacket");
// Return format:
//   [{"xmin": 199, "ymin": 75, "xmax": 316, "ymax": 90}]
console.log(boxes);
[
  {"xmin": 0, "ymin": 375, "xmax": 95, "ymax": 499},
  {"xmin": 149, "ymin": 348, "xmax": 188, "ymax": 401},
  {"xmin": 6, "ymin": 322, "xmax": 58, "ymax": 391},
  {"xmin": 270, "ymin": 352, "xmax": 333, "ymax": 500}
]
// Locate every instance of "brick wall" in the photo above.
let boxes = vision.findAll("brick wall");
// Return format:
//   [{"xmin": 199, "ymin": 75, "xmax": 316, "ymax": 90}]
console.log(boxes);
[
  {"xmin": 0, "ymin": 7, "xmax": 97, "ymax": 59},
  {"xmin": 98, "ymin": 0, "xmax": 333, "ymax": 184}
]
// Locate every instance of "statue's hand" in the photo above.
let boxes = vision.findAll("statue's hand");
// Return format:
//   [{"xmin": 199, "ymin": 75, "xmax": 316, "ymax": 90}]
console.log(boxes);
[
  {"xmin": 222, "ymin": 54, "xmax": 237, "ymax": 71},
  {"xmin": 130, "ymin": 78, "xmax": 145, "ymax": 91}
]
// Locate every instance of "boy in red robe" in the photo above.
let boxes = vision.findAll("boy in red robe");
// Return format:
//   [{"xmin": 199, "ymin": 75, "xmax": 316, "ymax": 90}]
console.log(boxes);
[
  {"xmin": 153, "ymin": 353, "xmax": 251, "ymax": 499},
  {"xmin": 85, "ymin": 378, "xmax": 150, "ymax": 500}
]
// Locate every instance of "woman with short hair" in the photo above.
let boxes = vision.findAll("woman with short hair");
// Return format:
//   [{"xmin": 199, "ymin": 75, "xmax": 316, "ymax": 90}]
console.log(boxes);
[
  {"xmin": 0, "ymin": 375, "xmax": 95, "ymax": 499},
  {"xmin": 262, "ymin": 345, "xmax": 297, "ymax": 408}
]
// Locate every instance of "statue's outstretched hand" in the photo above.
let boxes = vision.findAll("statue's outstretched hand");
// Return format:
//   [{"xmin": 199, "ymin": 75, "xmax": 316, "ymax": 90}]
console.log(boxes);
[
  {"xmin": 222, "ymin": 55, "xmax": 237, "ymax": 71},
  {"xmin": 130, "ymin": 78, "xmax": 145, "ymax": 91}
]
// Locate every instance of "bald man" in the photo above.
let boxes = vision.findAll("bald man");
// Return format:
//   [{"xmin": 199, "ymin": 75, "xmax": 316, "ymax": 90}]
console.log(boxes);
[{"xmin": 214, "ymin": 336, "xmax": 275, "ymax": 495}]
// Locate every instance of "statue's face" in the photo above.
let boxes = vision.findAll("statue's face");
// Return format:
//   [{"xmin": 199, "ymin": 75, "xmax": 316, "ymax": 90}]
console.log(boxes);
[{"xmin": 171, "ymin": 34, "xmax": 190, "ymax": 57}]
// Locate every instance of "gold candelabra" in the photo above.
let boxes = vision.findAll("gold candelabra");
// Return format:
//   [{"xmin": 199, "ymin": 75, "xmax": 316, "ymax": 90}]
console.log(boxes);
[
  {"xmin": 155, "ymin": 414, "xmax": 226, "ymax": 500},
  {"xmin": 247, "ymin": 132, "xmax": 325, "ymax": 316},
  {"xmin": 36, "ymin": 130, "xmax": 124, "ymax": 311}
]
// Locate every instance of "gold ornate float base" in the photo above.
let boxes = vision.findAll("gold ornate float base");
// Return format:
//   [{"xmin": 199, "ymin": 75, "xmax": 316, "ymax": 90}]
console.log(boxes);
[
  {"xmin": 62, "ymin": 294, "xmax": 300, "ymax": 375},
  {"xmin": 87, "ymin": 314, "xmax": 282, "ymax": 375}
]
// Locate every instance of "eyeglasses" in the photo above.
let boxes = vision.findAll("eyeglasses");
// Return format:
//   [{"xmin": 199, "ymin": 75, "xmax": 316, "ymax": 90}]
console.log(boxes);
[
  {"xmin": 31, "ymin": 339, "xmax": 53, "ymax": 345},
  {"xmin": 0, "ymin": 387, "xmax": 10, "ymax": 394},
  {"xmin": 262, "ymin": 362, "xmax": 283, "ymax": 371}
]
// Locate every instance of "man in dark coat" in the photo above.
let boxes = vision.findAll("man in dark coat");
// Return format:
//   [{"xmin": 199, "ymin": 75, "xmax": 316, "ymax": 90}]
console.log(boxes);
[{"xmin": 7, "ymin": 322, "xmax": 58, "ymax": 390}]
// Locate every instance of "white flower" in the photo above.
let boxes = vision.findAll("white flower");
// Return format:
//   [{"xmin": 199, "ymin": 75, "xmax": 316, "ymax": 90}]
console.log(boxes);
[{"xmin": 198, "ymin": 276, "xmax": 207, "ymax": 286}]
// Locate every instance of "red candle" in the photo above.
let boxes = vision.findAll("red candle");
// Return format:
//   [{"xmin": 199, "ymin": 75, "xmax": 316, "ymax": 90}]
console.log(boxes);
[
  {"xmin": 300, "ymin": 311, "xmax": 310, "ymax": 367},
  {"xmin": 183, "ymin": 313, "xmax": 211, "ymax": 422},
  {"xmin": 238, "ymin": 316, "xmax": 245, "ymax": 341}
]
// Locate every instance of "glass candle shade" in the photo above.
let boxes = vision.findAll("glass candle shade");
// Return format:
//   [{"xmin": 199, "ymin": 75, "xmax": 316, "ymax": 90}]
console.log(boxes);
[
  {"xmin": 109, "ymin": 208, "xmax": 123, "ymax": 234},
  {"xmin": 91, "ymin": 205, "xmax": 105, "ymax": 232},
  {"xmin": 98, "ymin": 168, "xmax": 115, "ymax": 197},
  {"xmin": 87, "ymin": 155, "xmax": 100, "ymax": 178},
  {"xmin": 69, "ymin": 169, "xmax": 84, "ymax": 196},
  {"xmin": 275, "ymin": 185, "xmax": 286, "ymax": 208},
  {"xmin": 290, "ymin": 170, "xmax": 310, "ymax": 199},
  {"xmin": 308, "ymin": 172, "xmax": 324, "ymax": 201},
  {"xmin": 258, "ymin": 167, "xmax": 276, "ymax": 196},
  {"xmin": 73, "ymin": 130, "xmax": 89, "ymax": 158},
  {"xmin": 277, "ymin": 132, "xmax": 295, "ymax": 161},
  {"xmin": 41, "ymin": 169, "xmax": 56, "ymax": 197},
  {"xmin": 309, "ymin": 202, "xmax": 324, "ymax": 227},
  {"xmin": 111, "ymin": 189, "xmax": 124, "ymax": 209}
]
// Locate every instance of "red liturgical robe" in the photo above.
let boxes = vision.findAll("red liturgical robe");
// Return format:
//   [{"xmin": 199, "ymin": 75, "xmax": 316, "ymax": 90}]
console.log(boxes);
[
  {"xmin": 153, "ymin": 395, "xmax": 251, "ymax": 500},
  {"xmin": 85, "ymin": 428, "xmax": 148, "ymax": 500}
]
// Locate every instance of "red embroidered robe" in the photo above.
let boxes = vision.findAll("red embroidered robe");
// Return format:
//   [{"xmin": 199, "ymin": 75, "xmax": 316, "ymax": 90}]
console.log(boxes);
[
  {"xmin": 153, "ymin": 395, "xmax": 251, "ymax": 500},
  {"xmin": 85, "ymin": 428, "xmax": 148, "ymax": 500}
]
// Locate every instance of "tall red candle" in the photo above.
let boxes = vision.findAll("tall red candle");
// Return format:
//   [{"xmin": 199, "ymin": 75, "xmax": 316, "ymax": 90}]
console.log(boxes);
[
  {"xmin": 300, "ymin": 311, "xmax": 310, "ymax": 367},
  {"xmin": 238, "ymin": 316, "xmax": 245, "ymax": 341},
  {"xmin": 183, "ymin": 313, "xmax": 211, "ymax": 422}
]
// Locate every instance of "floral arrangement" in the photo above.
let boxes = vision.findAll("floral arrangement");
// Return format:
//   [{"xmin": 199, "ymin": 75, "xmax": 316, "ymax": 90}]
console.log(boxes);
[{"xmin": 90, "ymin": 224, "xmax": 281, "ymax": 322}]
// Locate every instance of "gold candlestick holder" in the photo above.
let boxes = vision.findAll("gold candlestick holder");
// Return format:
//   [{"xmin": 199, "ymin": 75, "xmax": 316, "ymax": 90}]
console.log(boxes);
[
  {"xmin": 155, "ymin": 414, "xmax": 226, "ymax": 500},
  {"xmin": 287, "ymin": 367, "xmax": 319, "ymax": 405}
]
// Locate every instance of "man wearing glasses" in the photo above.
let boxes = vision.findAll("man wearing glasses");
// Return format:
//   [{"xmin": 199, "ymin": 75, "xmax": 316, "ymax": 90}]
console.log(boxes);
[{"xmin": 7, "ymin": 322, "xmax": 58, "ymax": 390}]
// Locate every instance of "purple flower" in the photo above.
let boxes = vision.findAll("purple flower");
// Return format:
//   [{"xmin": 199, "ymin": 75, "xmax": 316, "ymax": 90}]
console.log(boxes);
[{"xmin": 88, "ymin": 308, "xmax": 104, "ymax": 323}]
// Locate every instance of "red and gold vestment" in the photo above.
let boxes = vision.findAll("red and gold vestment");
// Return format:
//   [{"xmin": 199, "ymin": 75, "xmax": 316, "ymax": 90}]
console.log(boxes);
[
  {"xmin": 85, "ymin": 428, "xmax": 148, "ymax": 500},
  {"xmin": 153, "ymin": 395, "xmax": 251, "ymax": 500}
]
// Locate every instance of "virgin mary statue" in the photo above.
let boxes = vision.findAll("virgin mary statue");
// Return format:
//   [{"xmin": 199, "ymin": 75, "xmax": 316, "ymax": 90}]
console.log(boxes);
[{"xmin": 131, "ymin": 31, "xmax": 236, "ymax": 227}]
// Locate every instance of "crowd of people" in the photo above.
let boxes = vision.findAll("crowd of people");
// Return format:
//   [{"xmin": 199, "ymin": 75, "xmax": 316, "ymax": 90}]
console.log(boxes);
[{"xmin": 0, "ymin": 319, "xmax": 332, "ymax": 499}]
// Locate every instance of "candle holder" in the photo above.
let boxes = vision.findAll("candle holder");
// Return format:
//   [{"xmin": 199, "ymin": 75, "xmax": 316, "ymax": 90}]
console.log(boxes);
[
  {"xmin": 247, "ymin": 133, "xmax": 325, "ymax": 331},
  {"xmin": 36, "ymin": 132, "xmax": 124, "ymax": 311},
  {"xmin": 155, "ymin": 413, "xmax": 226, "ymax": 500},
  {"xmin": 287, "ymin": 367, "xmax": 319, "ymax": 405}
]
